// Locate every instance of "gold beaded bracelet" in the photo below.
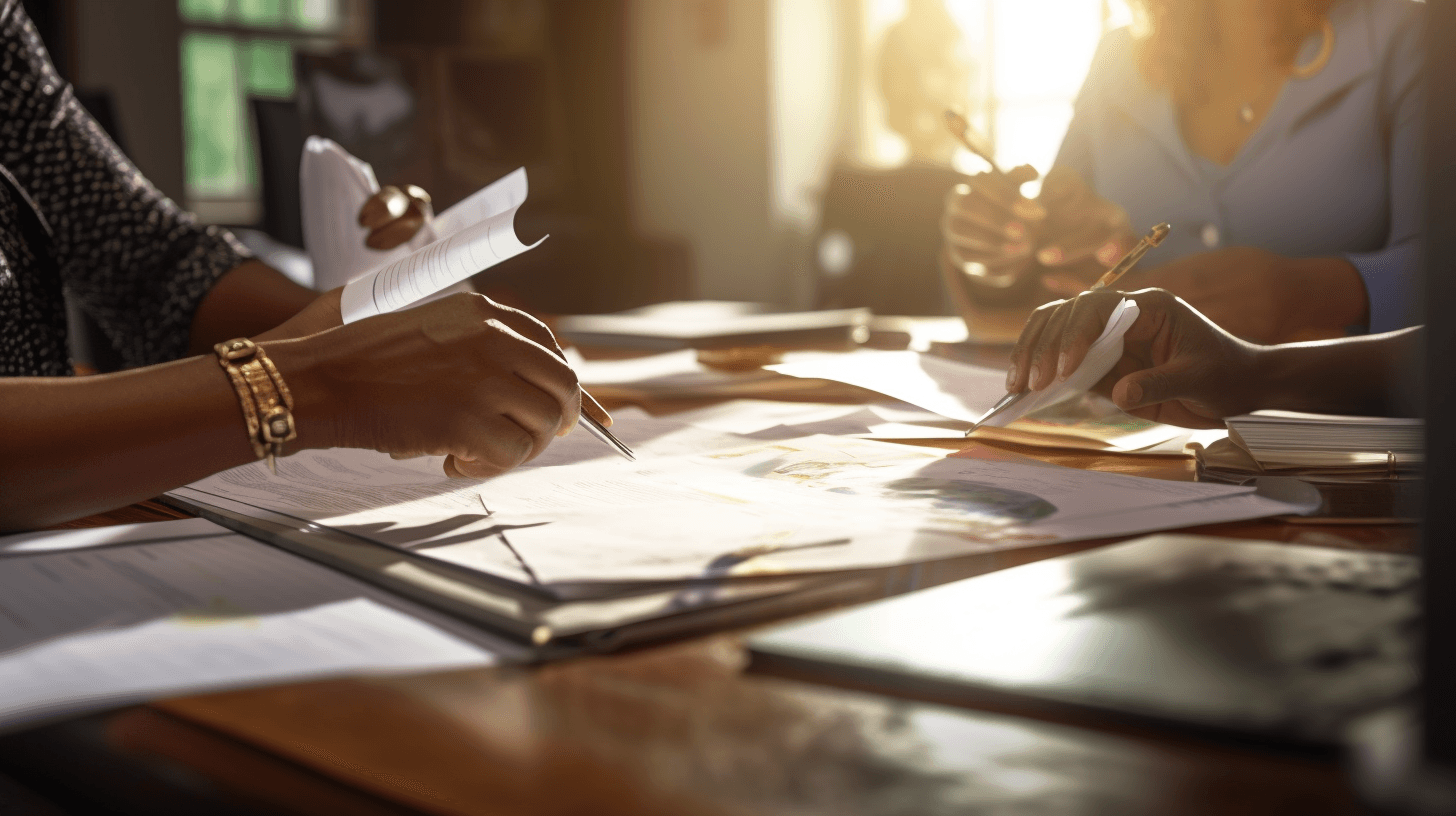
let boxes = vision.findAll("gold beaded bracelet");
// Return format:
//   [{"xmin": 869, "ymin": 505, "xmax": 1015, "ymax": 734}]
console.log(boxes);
[{"xmin": 214, "ymin": 337, "xmax": 297, "ymax": 474}]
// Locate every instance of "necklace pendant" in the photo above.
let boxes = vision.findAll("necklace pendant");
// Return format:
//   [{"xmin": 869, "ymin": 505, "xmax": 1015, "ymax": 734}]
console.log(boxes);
[{"xmin": 1239, "ymin": 104, "xmax": 1255, "ymax": 124}]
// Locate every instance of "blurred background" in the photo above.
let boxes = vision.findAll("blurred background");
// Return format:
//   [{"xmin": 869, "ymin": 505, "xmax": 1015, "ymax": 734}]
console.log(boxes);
[{"xmin": 26, "ymin": 0, "xmax": 1128, "ymax": 317}]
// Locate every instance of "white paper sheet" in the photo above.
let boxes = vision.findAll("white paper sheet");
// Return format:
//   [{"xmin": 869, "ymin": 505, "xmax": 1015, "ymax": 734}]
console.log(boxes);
[
  {"xmin": 299, "ymin": 137, "xmax": 543, "ymax": 321},
  {"xmin": 177, "ymin": 420, "xmax": 1315, "ymax": 589},
  {"xmin": 339, "ymin": 170, "xmax": 543, "ymax": 323},
  {"xmin": 766, "ymin": 344, "xmax": 1193, "ymax": 453},
  {"xmin": 0, "ymin": 520, "xmax": 510, "ymax": 732},
  {"xmin": 769, "ymin": 350, "xmax": 1006, "ymax": 424}
]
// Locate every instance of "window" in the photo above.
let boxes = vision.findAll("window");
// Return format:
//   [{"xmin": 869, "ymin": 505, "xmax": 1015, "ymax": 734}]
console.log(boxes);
[
  {"xmin": 178, "ymin": 0, "xmax": 358, "ymax": 224},
  {"xmin": 860, "ymin": 0, "xmax": 1128, "ymax": 182}
]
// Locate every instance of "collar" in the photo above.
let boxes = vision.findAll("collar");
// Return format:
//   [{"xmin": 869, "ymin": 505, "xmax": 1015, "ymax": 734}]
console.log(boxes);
[{"xmin": 1101, "ymin": 0, "xmax": 1375, "ymax": 182}]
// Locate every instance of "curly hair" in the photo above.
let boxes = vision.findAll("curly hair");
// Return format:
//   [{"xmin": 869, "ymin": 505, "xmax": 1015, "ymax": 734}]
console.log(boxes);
[{"xmin": 1128, "ymin": 0, "xmax": 1335, "ymax": 103}]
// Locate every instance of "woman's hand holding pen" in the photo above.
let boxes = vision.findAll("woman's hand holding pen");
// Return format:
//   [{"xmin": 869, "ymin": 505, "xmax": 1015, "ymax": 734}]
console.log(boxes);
[
  {"xmin": 1033, "ymin": 168, "xmax": 1137, "ymax": 295},
  {"xmin": 266, "ymin": 292, "xmax": 612, "ymax": 478},
  {"xmin": 940, "ymin": 164, "xmax": 1045, "ymax": 286},
  {"xmin": 941, "ymin": 167, "xmax": 1135, "ymax": 301},
  {"xmin": 1006, "ymin": 288, "xmax": 1263, "ymax": 429}
]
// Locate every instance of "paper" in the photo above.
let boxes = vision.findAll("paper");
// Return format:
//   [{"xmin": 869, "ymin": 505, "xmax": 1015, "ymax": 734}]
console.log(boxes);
[
  {"xmin": 299, "ymin": 137, "xmax": 543, "ymax": 322},
  {"xmin": 769, "ymin": 350, "xmax": 1005, "ymax": 424},
  {"xmin": 0, "ymin": 519, "xmax": 511, "ymax": 732},
  {"xmin": 980, "ymin": 298, "xmax": 1141, "ymax": 428},
  {"xmin": 177, "ymin": 413, "xmax": 1316, "ymax": 589},
  {"xmin": 300, "ymin": 137, "xmax": 399, "ymax": 291},
  {"xmin": 339, "ymin": 168, "xmax": 543, "ymax": 323},
  {"xmin": 767, "ymin": 346, "xmax": 1189, "ymax": 452}
]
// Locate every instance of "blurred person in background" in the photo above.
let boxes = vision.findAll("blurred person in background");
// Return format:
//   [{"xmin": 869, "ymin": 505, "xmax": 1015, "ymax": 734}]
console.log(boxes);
[
  {"xmin": 0, "ymin": 2, "xmax": 603, "ymax": 530},
  {"xmin": 941, "ymin": 0, "xmax": 1422, "ymax": 344}
]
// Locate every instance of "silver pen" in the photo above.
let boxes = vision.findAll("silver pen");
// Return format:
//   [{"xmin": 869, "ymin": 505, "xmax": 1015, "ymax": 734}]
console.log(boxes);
[
  {"xmin": 580, "ymin": 408, "xmax": 635, "ymax": 461},
  {"xmin": 965, "ymin": 223, "xmax": 1171, "ymax": 437}
]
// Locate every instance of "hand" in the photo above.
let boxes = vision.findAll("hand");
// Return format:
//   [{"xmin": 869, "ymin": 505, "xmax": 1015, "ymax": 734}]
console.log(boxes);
[
  {"xmin": 1005, "ymin": 288, "xmax": 1265, "ymax": 429},
  {"xmin": 359, "ymin": 184, "xmax": 433, "ymax": 250},
  {"xmin": 1032, "ymin": 167, "xmax": 1136, "ymax": 296},
  {"xmin": 275, "ymin": 292, "xmax": 612, "ymax": 478},
  {"xmin": 941, "ymin": 165, "xmax": 1046, "ymax": 286},
  {"xmin": 1136, "ymin": 248, "xmax": 1367, "ymax": 344}
]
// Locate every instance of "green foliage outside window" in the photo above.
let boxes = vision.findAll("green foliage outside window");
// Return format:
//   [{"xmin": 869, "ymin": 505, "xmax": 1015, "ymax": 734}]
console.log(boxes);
[
  {"xmin": 180, "ymin": 32, "xmax": 248, "ymax": 197},
  {"xmin": 179, "ymin": 0, "xmax": 336, "ymax": 206}
]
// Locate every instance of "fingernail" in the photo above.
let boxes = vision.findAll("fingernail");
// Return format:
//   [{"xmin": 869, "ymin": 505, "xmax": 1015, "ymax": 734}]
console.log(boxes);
[
  {"xmin": 1029, "ymin": 364, "xmax": 1042, "ymax": 387},
  {"xmin": 1057, "ymin": 352, "xmax": 1070, "ymax": 379},
  {"xmin": 1124, "ymin": 381, "xmax": 1143, "ymax": 405},
  {"xmin": 1005, "ymin": 364, "xmax": 1018, "ymax": 389},
  {"xmin": 1004, "ymin": 221, "xmax": 1025, "ymax": 240},
  {"xmin": 1037, "ymin": 247, "xmax": 1062, "ymax": 265}
]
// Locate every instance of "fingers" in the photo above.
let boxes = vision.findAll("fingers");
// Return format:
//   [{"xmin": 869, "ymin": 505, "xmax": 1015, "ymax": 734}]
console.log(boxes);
[
  {"xmin": 1005, "ymin": 291, "xmax": 1126, "ymax": 393},
  {"xmin": 444, "ymin": 415, "xmax": 537, "ymax": 479},
  {"xmin": 1025, "ymin": 297, "xmax": 1080, "ymax": 390},
  {"xmin": 1006, "ymin": 301, "xmax": 1061, "ymax": 392},
  {"xmin": 359, "ymin": 186, "xmax": 410, "ymax": 229},
  {"xmin": 1050, "ymin": 293, "xmax": 1121, "ymax": 380},
  {"xmin": 365, "ymin": 206, "xmax": 428, "ymax": 250},
  {"xmin": 1035, "ymin": 219, "xmax": 1132, "ymax": 268},
  {"xmin": 478, "ymin": 318, "xmax": 582, "ymax": 438},
  {"xmin": 361, "ymin": 185, "xmax": 435, "ymax": 250}
]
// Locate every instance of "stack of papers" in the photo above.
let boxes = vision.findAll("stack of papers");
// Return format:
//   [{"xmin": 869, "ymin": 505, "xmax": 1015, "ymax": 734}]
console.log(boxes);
[
  {"xmin": 173, "ymin": 411, "xmax": 1317, "ymax": 600},
  {"xmin": 0, "ymin": 519, "xmax": 511, "ymax": 732},
  {"xmin": 1221, "ymin": 411, "xmax": 1424, "ymax": 482}
]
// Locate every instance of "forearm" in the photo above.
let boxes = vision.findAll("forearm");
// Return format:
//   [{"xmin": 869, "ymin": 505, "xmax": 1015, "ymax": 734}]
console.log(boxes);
[
  {"xmin": 188, "ymin": 260, "xmax": 318, "ymax": 355},
  {"xmin": 0, "ymin": 340, "xmax": 323, "ymax": 530},
  {"xmin": 1286, "ymin": 256, "xmax": 1370, "ymax": 339},
  {"xmin": 1254, "ymin": 327, "xmax": 1421, "ymax": 416}
]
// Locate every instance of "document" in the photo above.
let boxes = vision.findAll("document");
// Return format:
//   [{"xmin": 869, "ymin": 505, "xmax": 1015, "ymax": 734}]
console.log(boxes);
[
  {"xmin": 339, "ymin": 168, "xmax": 543, "ymax": 323},
  {"xmin": 299, "ymin": 137, "xmax": 543, "ymax": 322},
  {"xmin": 767, "ymin": 347, "xmax": 1188, "ymax": 452},
  {"xmin": 176, "ymin": 414, "xmax": 1317, "ymax": 589},
  {"xmin": 0, "ymin": 520, "xmax": 512, "ymax": 732},
  {"xmin": 768, "ymin": 349, "xmax": 1004, "ymax": 424}
]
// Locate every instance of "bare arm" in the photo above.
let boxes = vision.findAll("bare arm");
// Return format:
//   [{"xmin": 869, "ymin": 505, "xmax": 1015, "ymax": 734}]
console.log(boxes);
[
  {"xmin": 0, "ymin": 292, "xmax": 604, "ymax": 531},
  {"xmin": 1007, "ymin": 288, "xmax": 1418, "ymax": 429}
]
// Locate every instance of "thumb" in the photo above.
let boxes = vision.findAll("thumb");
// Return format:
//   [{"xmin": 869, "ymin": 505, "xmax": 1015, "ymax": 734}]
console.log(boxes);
[
  {"xmin": 1006, "ymin": 164, "xmax": 1040, "ymax": 185},
  {"xmin": 1112, "ymin": 363, "xmax": 1198, "ymax": 411}
]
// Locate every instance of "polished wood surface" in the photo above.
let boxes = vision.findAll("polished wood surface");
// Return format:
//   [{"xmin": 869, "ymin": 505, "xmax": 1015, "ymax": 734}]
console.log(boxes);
[{"xmin": 33, "ymin": 386, "xmax": 1416, "ymax": 815}]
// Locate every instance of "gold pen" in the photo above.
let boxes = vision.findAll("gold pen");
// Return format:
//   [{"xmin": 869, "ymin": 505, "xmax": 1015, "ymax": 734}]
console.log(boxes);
[
  {"xmin": 964, "ymin": 222, "xmax": 1173, "ymax": 437},
  {"xmin": 1087, "ymin": 222, "xmax": 1171, "ymax": 292}
]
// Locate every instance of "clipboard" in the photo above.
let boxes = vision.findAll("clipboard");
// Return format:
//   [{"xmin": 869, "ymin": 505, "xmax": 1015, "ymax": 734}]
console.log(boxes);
[{"xmin": 162, "ymin": 490, "xmax": 884, "ymax": 659}]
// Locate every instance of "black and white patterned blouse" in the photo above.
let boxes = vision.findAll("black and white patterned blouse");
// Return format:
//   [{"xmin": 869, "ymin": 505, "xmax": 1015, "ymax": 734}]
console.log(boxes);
[{"xmin": 0, "ymin": 0, "xmax": 249, "ymax": 376}]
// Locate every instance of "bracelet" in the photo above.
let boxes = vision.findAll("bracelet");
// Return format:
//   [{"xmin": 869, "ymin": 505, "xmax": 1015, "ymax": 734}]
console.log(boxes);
[{"xmin": 214, "ymin": 338, "xmax": 297, "ymax": 474}]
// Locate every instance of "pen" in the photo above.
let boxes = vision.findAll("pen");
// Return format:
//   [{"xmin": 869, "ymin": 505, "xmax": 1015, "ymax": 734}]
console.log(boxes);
[
  {"xmin": 964, "ymin": 222, "xmax": 1172, "ymax": 437},
  {"xmin": 1086, "ymin": 222, "xmax": 1171, "ymax": 292},
  {"xmin": 943, "ymin": 110, "xmax": 1002, "ymax": 174},
  {"xmin": 580, "ymin": 408, "xmax": 635, "ymax": 461}
]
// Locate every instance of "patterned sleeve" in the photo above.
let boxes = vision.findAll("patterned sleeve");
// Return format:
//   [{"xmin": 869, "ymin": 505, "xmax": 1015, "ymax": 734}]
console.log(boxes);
[{"xmin": 0, "ymin": 0, "xmax": 250, "ymax": 367}]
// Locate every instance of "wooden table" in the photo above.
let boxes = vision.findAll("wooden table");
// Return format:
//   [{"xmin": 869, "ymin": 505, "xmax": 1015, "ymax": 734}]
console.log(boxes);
[{"xmin": 0, "ymin": 399, "xmax": 1416, "ymax": 815}]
